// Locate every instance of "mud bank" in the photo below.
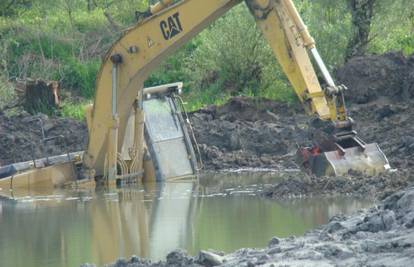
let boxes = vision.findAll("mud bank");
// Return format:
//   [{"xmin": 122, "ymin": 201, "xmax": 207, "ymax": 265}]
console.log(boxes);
[
  {"xmin": 0, "ymin": 113, "xmax": 87, "ymax": 165},
  {"xmin": 190, "ymin": 98, "xmax": 309, "ymax": 171},
  {"xmin": 87, "ymin": 186, "xmax": 414, "ymax": 267}
]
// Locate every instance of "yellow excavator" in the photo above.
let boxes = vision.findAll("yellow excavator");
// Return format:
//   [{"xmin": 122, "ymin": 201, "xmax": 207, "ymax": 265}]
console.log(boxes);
[{"xmin": 0, "ymin": 0, "xmax": 390, "ymax": 193}]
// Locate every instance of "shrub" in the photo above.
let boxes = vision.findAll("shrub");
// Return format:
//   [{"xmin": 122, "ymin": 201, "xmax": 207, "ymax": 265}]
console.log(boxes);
[
  {"xmin": 183, "ymin": 3, "xmax": 296, "ymax": 107},
  {"xmin": 59, "ymin": 59, "xmax": 100, "ymax": 98},
  {"xmin": 60, "ymin": 100, "xmax": 88, "ymax": 120}
]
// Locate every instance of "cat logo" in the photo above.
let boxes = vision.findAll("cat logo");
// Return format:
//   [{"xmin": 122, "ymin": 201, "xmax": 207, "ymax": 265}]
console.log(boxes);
[{"xmin": 160, "ymin": 12, "xmax": 183, "ymax": 40}]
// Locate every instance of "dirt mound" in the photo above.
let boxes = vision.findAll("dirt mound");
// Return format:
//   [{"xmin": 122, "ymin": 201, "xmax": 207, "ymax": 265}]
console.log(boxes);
[
  {"xmin": 336, "ymin": 52, "xmax": 414, "ymax": 104},
  {"xmin": 190, "ymin": 97, "xmax": 310, "ymax": 170},
  {"xmin": 0, "ymin": 112, "xmax": 87, "ymax": 165},
  {"xmin": 98, "ymin": 186, "xmax": 414, "ymax": 267}
]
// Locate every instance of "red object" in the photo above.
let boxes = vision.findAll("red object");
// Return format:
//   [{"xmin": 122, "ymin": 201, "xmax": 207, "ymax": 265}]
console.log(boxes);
[{"xmin": 310, "ymin": 146, "xmax": 321, "ymax": 155}]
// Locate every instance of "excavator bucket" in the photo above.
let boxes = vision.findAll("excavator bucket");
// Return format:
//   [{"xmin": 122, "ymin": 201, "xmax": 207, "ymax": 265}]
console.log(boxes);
[{"xmin": 297, "ymin": 132, "xmax": 390, "ymax": 177}]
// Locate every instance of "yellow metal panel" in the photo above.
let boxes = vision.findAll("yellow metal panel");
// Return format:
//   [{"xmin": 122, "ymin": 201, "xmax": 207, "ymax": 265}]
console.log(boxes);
[{"xmin": 0, "ymin": 162, "xmax": 76, "ymax": 193}]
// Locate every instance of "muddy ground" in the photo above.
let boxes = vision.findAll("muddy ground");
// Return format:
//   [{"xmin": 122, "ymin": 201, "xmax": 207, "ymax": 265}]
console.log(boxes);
[
  {"xmin": 0, "ymin": 113, "xmax": 87, "ymax": 165},
  {"xmin": 92, "ymin": 185, "xmax": 414, "ymax": 267}
]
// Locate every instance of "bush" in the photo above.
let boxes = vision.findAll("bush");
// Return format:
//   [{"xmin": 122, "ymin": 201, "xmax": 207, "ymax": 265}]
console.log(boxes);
[
  {"xmin": 60, "ymin": 100, "xmax": 88, "ymax": 120},
  {"xmin": 59, "ymin": 59, "xmax": 100, "ymax": 98},
  {"xmin": 183, "ymin": 4, "xmax": 295, "ymax": 108}
]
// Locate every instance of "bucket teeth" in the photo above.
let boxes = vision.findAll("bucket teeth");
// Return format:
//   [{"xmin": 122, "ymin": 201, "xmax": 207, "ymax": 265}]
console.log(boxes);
[{"xmin": 297, "ymin": 134, "xmax": 390, "ymax": 176}]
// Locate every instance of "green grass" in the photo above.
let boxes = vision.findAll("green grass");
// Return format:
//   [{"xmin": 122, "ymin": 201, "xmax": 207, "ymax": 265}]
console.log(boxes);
[
  {"xmin": 0, "ymin": 76, "xmax": 15, "ymax": 110},
  {"xmin": 60, "ymin": 100, "xmax": 89, "ymax": 120}
]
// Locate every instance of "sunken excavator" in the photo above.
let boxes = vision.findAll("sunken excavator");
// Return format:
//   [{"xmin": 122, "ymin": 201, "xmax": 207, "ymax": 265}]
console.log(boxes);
[{"xmin": 0, "ymin": 0, "xmax": 390, "ymax": 193}]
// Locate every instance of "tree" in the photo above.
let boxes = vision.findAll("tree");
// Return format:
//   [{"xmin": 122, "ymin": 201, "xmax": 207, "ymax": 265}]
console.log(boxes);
[{"xmin": 345, "ymin": 0, "xmax": 376, "ymax": 60}]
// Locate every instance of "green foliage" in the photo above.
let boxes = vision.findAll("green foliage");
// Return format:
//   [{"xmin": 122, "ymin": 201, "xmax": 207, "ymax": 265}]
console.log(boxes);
[
  {"xmin": 145, "ymin": 41, "xmax": 197, "ymax": 87},
  {"xmin": 60, "ymin": 100, "xmax": 88, "ymax": 120},
  {"xmin": 0, "ymin": 0, "xmax": 32, "ymax": 17},
  {"xmin": 60, "ymin": 59, "xmax": 100, "ymax": 98},
  {"xmin": 0, "ymin": 75, "xmax": 16, "ymax": 110},
  {"xmin": 187, "ymin": 5, "xmax": 265, "ymax": 94},
  {"xmin": 298, "ymin": 0, "xmax": 352, "ymax": 66},
  {"xmin": 183, "ymin": 4, "xmax": 295, "ymax": 108},
  {"xmin": 397, "ymin": 34, "xmax": 414, "ymax": 55},
  {"xmin": 183, "ymin": 82, "xmax": 232, "ymax": 111},
  {"xmin": 368, "ymin": 0, "xmax": 414, "ymax": 55}
]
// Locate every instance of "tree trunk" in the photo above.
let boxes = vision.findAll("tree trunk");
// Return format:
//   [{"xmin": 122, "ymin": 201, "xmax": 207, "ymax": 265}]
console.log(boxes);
[{"xmin": 345, "ymin": 0, "xmax": 376, "ymax": 61}]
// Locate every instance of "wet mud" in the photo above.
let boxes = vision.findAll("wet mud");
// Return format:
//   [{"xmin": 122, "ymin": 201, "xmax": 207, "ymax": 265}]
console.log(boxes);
[
  {"xmin": 190, "ymin": 98, "xmax": 309, "ymax": 171},
  {"xmin": 0, "ymin": 113, "xmax": 87, "ymax": 165}
]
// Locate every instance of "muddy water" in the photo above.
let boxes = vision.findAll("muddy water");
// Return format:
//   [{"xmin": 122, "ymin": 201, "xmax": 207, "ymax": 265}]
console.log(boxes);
[{"xmin": 0, "ymin": 173, "xmax": 373, "ymax": 267}]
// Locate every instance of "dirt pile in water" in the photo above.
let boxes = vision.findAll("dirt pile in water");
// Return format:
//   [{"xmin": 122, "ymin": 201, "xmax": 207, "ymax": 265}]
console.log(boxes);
[
  {"xmin": 0, "ymin": 112, "xmax": 87, "ymax": 165},
  {"xmin": 91, "ymin": 186, "xmax": 414, "ymax": 267}
]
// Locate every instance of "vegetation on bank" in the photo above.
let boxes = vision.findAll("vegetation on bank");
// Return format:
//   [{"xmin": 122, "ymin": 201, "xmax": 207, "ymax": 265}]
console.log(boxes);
[{"xmin": 0, "ymin": 0, "xmax": 413, "ymax": 119}]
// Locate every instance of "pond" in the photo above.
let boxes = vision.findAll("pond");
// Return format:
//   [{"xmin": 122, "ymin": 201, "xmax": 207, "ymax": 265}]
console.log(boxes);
[{"xmin": 0, "ymin": 172, "xmax": 373, "ymax": 267}]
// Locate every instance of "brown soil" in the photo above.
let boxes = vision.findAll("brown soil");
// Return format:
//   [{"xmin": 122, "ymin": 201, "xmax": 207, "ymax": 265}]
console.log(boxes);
[
  {"xmin": 189, "ymin": 98, "xmax": 309, "ymax": 170},
  {"xmin": 0, "ymin": 112, "xmax": 87, "ymax": 165}
]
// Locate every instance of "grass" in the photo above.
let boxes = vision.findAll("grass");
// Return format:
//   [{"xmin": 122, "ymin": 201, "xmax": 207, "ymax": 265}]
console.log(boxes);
[
  {"xmin": 0, "ymin": 76, "xmax": 16, "ymax": 110},
  {"xmin": 60, "ymin": 100, "xmax": 89, "ymax": 120}
]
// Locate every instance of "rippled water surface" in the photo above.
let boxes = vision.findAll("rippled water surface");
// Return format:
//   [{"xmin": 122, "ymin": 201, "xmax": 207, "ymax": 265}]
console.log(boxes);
[{"xmin": 0, "ymin": 172, "xmax": 373, "ymax": 267}]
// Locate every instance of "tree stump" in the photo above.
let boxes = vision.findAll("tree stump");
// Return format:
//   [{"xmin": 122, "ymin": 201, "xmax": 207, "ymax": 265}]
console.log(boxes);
[{"xmin": 16, "ymin": 79, "xmax": 60, "ymax": 114}]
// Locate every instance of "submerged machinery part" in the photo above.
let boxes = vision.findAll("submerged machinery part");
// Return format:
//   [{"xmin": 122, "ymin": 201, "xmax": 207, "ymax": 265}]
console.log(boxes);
[{"xmin": 143, "ymin": 82, "xmax": 200, "ymax": 181}]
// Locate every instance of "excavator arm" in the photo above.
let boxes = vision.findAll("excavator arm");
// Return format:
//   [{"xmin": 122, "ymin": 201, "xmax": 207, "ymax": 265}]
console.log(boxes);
[{"xmin": 83, "ymin": 0, "xmax": 389, "ymax": 180}]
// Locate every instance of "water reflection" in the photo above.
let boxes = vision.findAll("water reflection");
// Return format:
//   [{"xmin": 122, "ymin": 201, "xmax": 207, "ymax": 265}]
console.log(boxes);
[{"xmin": 0, "ymin": 174, "xmax": 373, "ymax": 267}]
